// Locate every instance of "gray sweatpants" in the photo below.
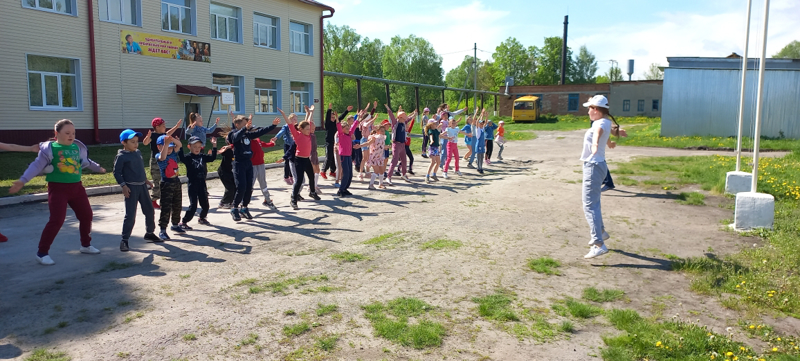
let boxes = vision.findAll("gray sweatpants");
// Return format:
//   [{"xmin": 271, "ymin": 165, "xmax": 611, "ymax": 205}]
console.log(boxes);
[
  {"xmin": 252, "ymin": 164, "xmax": 271, "ymax": 201},
  {"xmin": 582, "ymin": 161, "xmax": 607, "ymax": 246},
  {"xmin": 122, "ymin": 184, "xmax": 156, "ymax": 240}
]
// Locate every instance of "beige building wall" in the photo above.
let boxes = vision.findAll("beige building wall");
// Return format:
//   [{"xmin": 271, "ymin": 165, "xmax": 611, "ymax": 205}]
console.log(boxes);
[
  {"xmin": 1, "ymin": 0, "xmax": 326, "ymax": 140},
  {"xmin": 609, "ymin": 81, "xmax": 663, "ymax": 118}
]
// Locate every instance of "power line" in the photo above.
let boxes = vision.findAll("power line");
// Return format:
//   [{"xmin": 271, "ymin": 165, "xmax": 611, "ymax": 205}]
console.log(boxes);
[{"xmin": 438, "ymin": 48, "xmax": 473, "ymax": 56}]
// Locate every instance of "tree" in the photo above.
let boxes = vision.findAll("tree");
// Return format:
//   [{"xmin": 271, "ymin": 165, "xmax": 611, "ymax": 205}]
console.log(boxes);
[
  {"xmin": 445, "ymin": 56, "xmax": 496, "ymax": 111},
  {"xmin": 532, "ymin": 36, "xmax": 574, "ymax": 85},
  {"xmin": 491, "ymin": 37, "xmax": 535, "ymax": 88},
  {"xmin": 323, "ymin": 24, "xmax": 386, "ymax": 110},
  {"xmin": 604, "ymin": 66, "xmax": 623, "ymax": 82},
  {"xmin": 643, "ymin": 63, "xmax": 663, "ymax": 80},
  {"xmin": 595, "ymin": 75, "xmax": 610, "ymax": 84},
  {"xmin": 382, "ymin": 35, "xmax": 444, "ymax": 110},
  {"xmin": 572, "ymin": 45, "xmax": 598, "ymax": 84},
  {"xmin": 773, "ymin": 40, "xmax": 800, "ymax": 59}
]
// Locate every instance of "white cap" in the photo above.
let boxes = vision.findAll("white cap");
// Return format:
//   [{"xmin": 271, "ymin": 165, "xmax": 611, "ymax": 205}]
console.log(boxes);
[{"xmin": 583, "ymin": 95, "xmax": 609, "ymax": 109}]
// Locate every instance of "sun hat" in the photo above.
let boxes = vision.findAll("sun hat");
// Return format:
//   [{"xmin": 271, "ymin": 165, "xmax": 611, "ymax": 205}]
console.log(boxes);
[
  {"xmin": 499, "ymin": 121, "xmax": 505, "ymax": 124},
  {"xmin": 397, "ymin": 111, "xmax": 406, "ymax": 118},
  {"xmin": 156, "ymin": 135, "xmax": 176, "ymax": 147},
  {"xmin": 583, "ymin": 95, "xmax": 609, "ymax": 109},
  {"xmin": 427, "ymin": 119, "xmax": 437, "ymax": 125},
  {"xmin": 381, "ymin": 120, "xmax": 390, "ymax": 127},
  {"xmin": 187, "ymin": 136, "xmax": 202, "ymax": 145},
  {"xmin": 151, "ymin": 117, "xmax": 165, "ymax": 127},
  {"xmin": 423, "ymin": 107, "xmax": 430, "ymax": 113},
  {"xmin": 119, "ymin": 129, "xmax": 143, "ymax": 143}
]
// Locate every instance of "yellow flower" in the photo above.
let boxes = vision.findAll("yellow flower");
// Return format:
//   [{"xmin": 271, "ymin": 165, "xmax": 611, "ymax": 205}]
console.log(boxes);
[
  {"xmin": 740, "ymin": 347, "xmax": 747, "ymax": 351},
  {"xmin": 727, "ymin": 352, "xmax": 734, "ymax": 357},
  {"xmin": 749, "ymin": 325, "xmax": 755, "ymax": 329},
  {"xmin": 772, "ymin": 347, "xmax": 778, "ymax": 352},
  {"xmin": 656, "ymin": 341, "xmax": 662, "ymax": 347}
]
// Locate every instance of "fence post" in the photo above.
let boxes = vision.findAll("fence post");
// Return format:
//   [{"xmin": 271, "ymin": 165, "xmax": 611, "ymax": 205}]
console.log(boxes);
[
  {"xmin": 356, "ymin": 78, "xmax": 362, "ymax": 110},
  {"xmin": 385, "ymin": 83, "xmax": 391, "ymax": 109},
  {"xmin": 414, "ymin": 87, "xmax": 420, "ymax": 115},
  {"xmin": 441, "ymin": 89, "xmax": 445, "ymax": 105},
  {"xmin": 481, "ymin": 93, "xmax": 485, "ymax": 110},
  {"xmin": 494, "ymin": 95, "xmax": 498, "ymax": 116}
]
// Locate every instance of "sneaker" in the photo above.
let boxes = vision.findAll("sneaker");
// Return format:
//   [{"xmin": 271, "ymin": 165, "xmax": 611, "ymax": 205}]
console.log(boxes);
[
  {"xmin": 601, "ymin": 185, "xmax": 615, "ymax": 192},
  {"xmin": 498, "ymin": 156, "xmax": 504, "ymax": 160},
  {"xmin": 170, "ymin": 225, "xmax": 186, "ymax": 233},
  {"xmin": 290, "ymin": 200, "xmax": 299, "ymax": 210},
  {"xmin": 315, "ymin": 187, "xmax": 324, "ymax": 194},
  {"xmin": 144, "ymin": 233, "xmax": 160, "ymax": 242},
  {"xmin": 408, "ymin": 170, "xmax": 415, "ymax": 175},
  {"xmin": 402, "ymin": 175, "xmax": 410, "ymax": 182},
  {"xmin": 152, "ymin": 200, "xmax": 161, "ymax": 209},
  {"xmin": 443, "ymin": 173, "xmax": 448, "ymax": 179},
  {"xmin": 432, "ymin": 175, "xmax": 439, "ymax": 181},
  {"xmin": 584, "ymin": 244, "xmax": 609, "ymax": 259},
  {"xmin": 343, "ymin": 190, "xmax": 352, "ymax": 196},
  {"xmin": 368, "ymin": 185, "xmax": 377, "ymax": 190},
  {"xmin": 330, "ymin": 172, "xmax": 336, "ymax": 178},
  {"xmin": 284, "ymin": 178, "xmax": 292, "ymax": 185},
  {"xmin": 359, "ymin": 173, "xmax": 365, "ymax": 181},
  {"xmin": 385, "ymin": 178, "xmax": 393, "ymax": 186},
  {"xmin": 178, "ymin": 222, "xmax": 193, "ymax": 230},
  {"xmin": 241, "ymin": 208, "xmax": 254, "ymax": 220},
  {"xmin": 197, "ymin": 218, "xmax": 211, "ymax": 226},
  {"xmin": 394, "ymin": 171, "xmax": 401, "ymax": 177},
  {"xmin": 80, "ymin": 246, "xmax": 101, "ymax": 254},
  {"xmin": 478, "ymin": 169, "xmax": 484, "ymax": 174},
  {"xmin": 467, "ymin": 163, "xmax": 475, "ymax": 169},
  {"xmin": 36, "ymin": 255, "xmax": 55, "ymax": 265},
  {"xmin": 158, "ymin": 230, "xmax": 171, "ymax": 241},
  {"xmin": 309, "ymin": 192, "xmax": 321, "ymax": 201},
  {"xmin": 120, "ymin": 240, "xmax": 130, "ymax": 252},
  {"xmin": 230, "ymin": 208, "xmax": 241, "ymax": 222},
  {"xmin": 218, "ymin": 202, "xmax": 232, "ymax": 209},
  {"xmin": 297, "ymin": 195, "xmax": 305, "ymax": 201},
  {"xmin": 425, "ymin": 176, "xmax": 431, "ymax": 183},
  {"xmin": 333, "ymin": 183, "xmax": 341, "ymax": 188},
  {"xmin": 336, "ymin": 191, "xmax": 344, "ymax": 197},
  {"xmin": 421, "ymin": 153, "xmax": 428, "ymax": 158},
  {"xmin": 456, "ymin": 171, "xmax": 462, "ymax": 176},
  {"xmin": 320, "ymin": 172, "xmax": 328, "ymax": 180},
  {"xmin": 0, "ymin": 233, "xmax": 8, "ymax": 243},
  {"xmin": 264, "ymin": 201, "xmax": 278, "ymax": 210},
  {"xmin": 486, "ymin": 159, "xmax": 491, "ymax": 165}
]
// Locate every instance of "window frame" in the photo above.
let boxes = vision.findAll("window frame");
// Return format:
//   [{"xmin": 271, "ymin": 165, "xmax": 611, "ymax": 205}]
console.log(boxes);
[
  {"xmin": 253, "ymin": 12, "xmax": 280, "ymax": 50},
  {"xmin": 289, "ymin": 20, "xmax": 312, "ymax": 56},
  {"xmin": 652, "ymin": 99, "xmax": 660, "ymax": 111},
  {"xmin": 567, "ymin": 93, "xmax": 579, "ymax": 112},
  {"xmin": 623, "ymin": 100, "xmax": 631, "ymax": 112},
  {"xmin": 210, "ymin": 2, "xmax": 241, "ymax": 43},
  {"xmin": 99, "ymin": 0, "xmax": 141, "ymax": 26},
  {"xmin": 161, "ymin": 0, "xmax": 195, "ymax": 35},
  {"xmin": 637, "ymin": 99, "xmax": 645, "ymax": 112},
  {"xmin": 26, "ymin": 54, "xmax": 82, "ymax": 111},
  {"xmin": 21, "ymin": 0, "xmax": 77, "ymax": 16},
  {"xmin": 212, "ymin": 74, "xmax": 243, "ymax": 114},
  {"xmin": 289, "ymin": 81, "xmax": 312, "ymax": 115},
  {"xmin": 254, "ymin": 78, "xmax": 280, "ymax": 114}
]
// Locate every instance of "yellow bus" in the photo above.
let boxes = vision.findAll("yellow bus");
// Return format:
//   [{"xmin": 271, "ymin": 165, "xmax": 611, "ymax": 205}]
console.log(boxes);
[{"xmin": 512, "ymin": 96, "xmax": 540, "ymax": 122}]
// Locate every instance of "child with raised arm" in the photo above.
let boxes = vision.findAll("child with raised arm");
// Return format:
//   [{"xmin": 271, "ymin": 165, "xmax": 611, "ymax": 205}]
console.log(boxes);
[
  {"xmin": 443, "ymin": 116, "xmax": 465, "ymax": 178},
  {"xmin": 0, "ymin": 141, "xmax": 40, "ymax": 242},
  {"xmin": 281, "ymin": 106, "xmax": 321, "ymax": 209},
  {"xmin": 355, "ymin": 121, "xmax": 388, "ymax": 189},
  {"xmin": 473, "ymin": 109, "xmax": 488, "ymax": 174},
  {"xmin": 322, "ymin": 104, "xmax": 352, "ymax": 179},
  {"xmin": 216, "ymin": 134, "xmax": 236, "ymax": 208},
  {"xmin": 185, "ymin": 113, "xmax": 219, "ymax": 148},
  {"xmin": 335, "ymin": 109, "xmax": 362, "ymax": 196},
  {"xmin": 9, "ymin": 119, "xmax": 106, "ymax": 265},
  {"xmin": 177, "ymin": 136, "xmax": 218, "ymax": 228},
  {"xmin": 274, "ymin": 120, "xmax": 297, "ymax": 185},
  {"xmin": 142, "ymin": 118, "xmax": 181, "ymax": 209},
  {"xmin": 424, "ymin": 119, "xmax": 441, "ymax": 183},
  {"xmin": 226, "ymin": 114, "xmax": 281, "ymax": 221},
  {"xmin": 114, "ymin": 129, "xmax": 159, "ymax": 252},
  {"xmin": 384, "ymin": 104, "xmax": 417, "ymax": 184},
  {"xmin": 484, "ymin": 118, "xmax": 498, "ymax": 164},
  {"xmin": 155, "ymin": 134, "xmax": 183, "ymax": 240},
  {"xmin": 496, "ymin": 121, "xmax": 506, "ymax": 160},
  {"xmin": 250, "ymin": 131, "xmax": 277, "ymax": 209}
]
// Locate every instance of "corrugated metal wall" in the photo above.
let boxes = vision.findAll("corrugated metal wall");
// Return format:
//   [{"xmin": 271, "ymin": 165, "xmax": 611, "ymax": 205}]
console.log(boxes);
[{"xmin": 662, "ymin": 68, "xmax": 800, "ymax": 139}]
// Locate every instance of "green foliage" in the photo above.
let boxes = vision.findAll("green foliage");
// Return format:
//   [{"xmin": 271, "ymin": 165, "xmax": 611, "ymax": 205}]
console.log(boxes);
[
  {"xmin": 315, "ymin": 334, "xmax": 339, "ymax": 351},
  {"xmin": 316, "ymin": 303, "xmax": 339, "ymax": 317},
  {"xmin": 323, "ymin": 24, "xmax": 387, "ymax": 111},
  {"xmin": 582, "ymin": 287, "xmax": 625, "ymax": 303},
  {"xmin": 572, "ymin": 45, "xmax": 598, "ymax": 84},
  {"xmin": 361, "ymin": 298, "xmax": 444, "ymax": 349},
  {"xmin": 472, "ymin": 292, "xmax": 519, "ymax": 321},
  {"xmin": 617, "ymin": 123, "xmax": 800, "ymax": 151},
  {"xmin": 605, "ymin": 66, "xmax": 623, "ymax": 82},
  {"xmin": 527, "ymin": 257, "xmax": 561, "ymax": 275},
  {"xmin": 677, "ymin": 192, "xmax": 706, "ymax": 206},
  {"xmin": 533, "ymin": 37, "xmax": 574, "ymax": 86},
  {"xmin": 491, "ymin": 37, "xmax": 535, "ymax": 87},
  {"xmin": 773, "ymin": 40, "xmax": 800, "ymax": 59},
  {"xmin": 382, "ymin": 35, "xmax": 444, "ymax": 110},
  {"xmin": 24, "ymin": 349, "xmax": 71, "ymax": 361},
  {"xmin": 421, "ymin": 239, "xmax": 463, "ymax": 250},
  {"xmin": 563, "ymin": 298, "xmax": 603, "ymax": 319},
  {"xmin": 445, "ymin": 56, "xmax": 497, "ymax": 111},
  {"xmin": 283, "ymin": 322, "xmax": 310, "ymax": 337},
  {"xmin": 644, "ymin": 63, "xmax": 664, "ymax": 80},
  {"xmin": 244, "ymin": 274, "xmax": 330, "ymax": 295},
  {"xmin": 330, "ymin": 252, "xmax": 367, "ymax": 262}
]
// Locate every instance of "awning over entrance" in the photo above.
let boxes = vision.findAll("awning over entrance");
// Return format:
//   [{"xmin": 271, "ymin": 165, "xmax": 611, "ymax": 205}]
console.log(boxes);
[{"xmin": 176, "ymin": 85, "xmax": 221, "ymax": 97}]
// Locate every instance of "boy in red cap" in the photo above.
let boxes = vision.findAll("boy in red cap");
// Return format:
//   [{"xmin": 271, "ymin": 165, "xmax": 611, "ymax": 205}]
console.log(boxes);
[{"xmin": 142, "ymin": 118, "xmax": 181, "ymax": 209}]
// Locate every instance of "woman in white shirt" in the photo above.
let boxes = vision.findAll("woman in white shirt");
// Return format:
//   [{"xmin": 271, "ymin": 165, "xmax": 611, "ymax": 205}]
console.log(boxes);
[{"xmin": 580, "ymin": 95, "xmax": 614, "ymax": 259}]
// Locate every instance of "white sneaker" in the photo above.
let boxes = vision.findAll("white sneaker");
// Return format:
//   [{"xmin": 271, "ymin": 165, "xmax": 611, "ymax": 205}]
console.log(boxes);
[
  {"xmin": 590, "ymin": 231, "xmax": 611, "ymax": 245},
  {"xmin": 402, "ymin": 175, "xmax": 410, "ymax": 182},
  {"xmin": 443, "ymin": 172, "xmax": 449, "ymax": 179},
  {"xmin": 385, "ymin": 178, "xmax": 393, "ymax": 186},
  {"xmin": 584, "ymin": 244, "xmax": 609, "ymax": 259},
  {"xmin": 80, "ymin": 246, "xmax": 101, "ymax": 254},
  {"xmin": 36, "ymin": 255, "xmax": 55, "ymax": 265},
  {"xmin": 456, "ymin": 171, "xmax": 462, "ymax": 176}
]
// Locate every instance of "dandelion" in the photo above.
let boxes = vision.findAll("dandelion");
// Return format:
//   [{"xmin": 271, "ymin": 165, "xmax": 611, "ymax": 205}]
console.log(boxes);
[
  {"xmin": 727, "ymin": 352, "xmax": 734, "ymax": 357},
  {"xmin": 656, "ymin": 341, "xmax": 662, "ymax": 347},
  {"xmin": 749, "ymin": 325, "xmax": 755, "ymax": 329},
  {"xmin": 772, "ymin": 347, "xmax": 778, "ymax": 352}
]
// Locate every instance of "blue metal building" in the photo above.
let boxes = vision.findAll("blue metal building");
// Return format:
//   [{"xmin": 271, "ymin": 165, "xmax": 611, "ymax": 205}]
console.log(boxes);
[{"xmin": 661, "ymin": 57, "xmax": 800, "ymax": 139}]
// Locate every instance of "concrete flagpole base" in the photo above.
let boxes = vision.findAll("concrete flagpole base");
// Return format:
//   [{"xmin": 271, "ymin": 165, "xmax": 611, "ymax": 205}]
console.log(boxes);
[
  {"xmin": 732, "ymin": 191, "xmax": 775, "ymax": 231},
  {"xmin": 725, "ymin": 171, "xmax": 753, "ymax": 195}
]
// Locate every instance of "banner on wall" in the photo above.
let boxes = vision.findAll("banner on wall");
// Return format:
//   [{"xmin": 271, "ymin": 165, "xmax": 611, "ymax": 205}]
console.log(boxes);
[{"xmin": 120, "ymin": 31, "xmax": 210, "ymax": 63}]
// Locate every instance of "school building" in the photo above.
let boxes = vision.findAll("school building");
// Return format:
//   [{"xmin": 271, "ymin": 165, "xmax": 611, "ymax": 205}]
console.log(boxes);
[
  {"xmin": 498, "ymin": 81, "xmax": 663, "ymax": 118},
  {"xmin": 0, "ymin": 0, "xmax": 334, "ymax": 144}
]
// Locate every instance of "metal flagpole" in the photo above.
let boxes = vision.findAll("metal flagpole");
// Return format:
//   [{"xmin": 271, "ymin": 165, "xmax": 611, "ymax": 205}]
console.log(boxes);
[
  {"xmin": 750, "ymin": 0, "xmax": 770, "ymax": 192},
  {"xmin": 735, "ymin": 0, "xmax": 753, "ymax": 172}
]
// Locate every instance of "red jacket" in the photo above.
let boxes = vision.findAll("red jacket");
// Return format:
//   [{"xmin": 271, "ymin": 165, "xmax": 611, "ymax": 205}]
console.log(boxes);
[
  {"xmin": 404, "ymin": 118, "xmax": 415, "ymax": 146},
  {"xmin": 249, "ymin": 138, "xmax": 275, "ymax": 166}
]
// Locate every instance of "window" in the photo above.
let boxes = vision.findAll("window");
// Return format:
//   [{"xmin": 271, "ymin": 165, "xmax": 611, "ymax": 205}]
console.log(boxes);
[
  {"xmin": 210, "ymin": 3, "xmax": 240, "ymax": 42},
  {"xmin": 290, "ymin": 21, "xmax": 312, "ymax": 55},
  {"xmin": 254, "ymin": 78, "xmax": 279, "ymax": 113},
  {"xmin": 567, "ymin": 94, "xmax": 579, "ymax": 112},
  {"xmin": 27, "ymin": 55, "xmax": 80, "ymax": 110},
  {"xmin": 652, "ymin": 99, "xmax": 659, "ymax": 111},
  {"xmin": 623, "ymin": 100, "xmax": 631, "ymax": 112},
  {"xmin": 253, "ymin": 13, "xmax": 279, "ymax": 49},
  {"xmin": 212, "ymin": 74, "xmax": 241, "ymax": 113},
  {"xmin": 162, "ymin": 0, "xmax": 193, "ymax": 35},
  {"xmin": 637, "ymin": 100, "xmax": 645, "ymax": 112},
  {"xmin": 22, "ymin": 0, "xmax": 75, "ymax": 15},
  {"xmin": 99, "ymin": 0, "xmax": 140, "ymax": 25},
  {"xmin": 290, "ymin": 82, "xmax": 311, "ymax": 113}
]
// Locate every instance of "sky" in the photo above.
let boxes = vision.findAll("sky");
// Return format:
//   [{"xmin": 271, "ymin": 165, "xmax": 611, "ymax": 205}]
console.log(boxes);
[{"xmin": 322, "ymin": 0, "xmax": 800, "ymax": 80}]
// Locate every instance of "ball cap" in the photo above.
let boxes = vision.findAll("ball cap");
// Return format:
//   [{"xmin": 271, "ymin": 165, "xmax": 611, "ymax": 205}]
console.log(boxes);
[
  {"xmin": 187, "ymin": 136, "xmax": 203, "ymax": 145},
  {"xmin": 119, "ymin": 129, "xmax": 143, "ymax": 143},
  {"xmin": 156, "ymin": 135, "xmax": 175, "ymax": 147},
  {"xmin": 499, "ymin": 121, "xmax": 505, "ymax": 124},
  {"xmin": 583, "ymin": 95, "xmax": 609, "ymax": 109},
  {"xmin": 423, "ymin": 107, "xmax": 430, "ymax": 113},
  {"xmin": 151, "ymin": 117, "xmax": 165, "ymax": 127}
]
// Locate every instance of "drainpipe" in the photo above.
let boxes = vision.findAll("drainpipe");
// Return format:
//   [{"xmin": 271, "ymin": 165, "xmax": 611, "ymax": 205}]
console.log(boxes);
[
  {"xmin": 87, "ymin": 0, "xmax": 100, "ymax": 143},
  {"xmin": 320, "ymin": 9, "xmax": 334, "ymax": 129}
]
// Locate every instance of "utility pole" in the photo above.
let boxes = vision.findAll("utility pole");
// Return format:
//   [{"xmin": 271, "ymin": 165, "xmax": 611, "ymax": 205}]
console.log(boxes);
[
  {"xmin": 473, "ymin": 43, "xmax": 478, "ymax": 113},
  {"xmin": 560, "ymin": 15, "xmax": 568, "ymax": 85}
]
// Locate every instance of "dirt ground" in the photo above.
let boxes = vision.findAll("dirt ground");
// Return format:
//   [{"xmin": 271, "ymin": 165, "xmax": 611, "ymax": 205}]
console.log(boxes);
[{"xmin": 0, "ymin": 130, "xmax": 784, "ymax": 360}]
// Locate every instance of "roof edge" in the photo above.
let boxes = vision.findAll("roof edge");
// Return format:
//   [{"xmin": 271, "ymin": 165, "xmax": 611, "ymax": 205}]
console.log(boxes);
[{"xmin": 296, "ymin": 0, "xmax": 334, "ymax": 12}]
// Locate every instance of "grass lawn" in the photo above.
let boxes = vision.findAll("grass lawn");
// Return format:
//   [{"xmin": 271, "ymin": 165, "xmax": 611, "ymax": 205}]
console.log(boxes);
[{"xmin": 617, "ymin": 123, "xmax": 800, "ymax": 151}]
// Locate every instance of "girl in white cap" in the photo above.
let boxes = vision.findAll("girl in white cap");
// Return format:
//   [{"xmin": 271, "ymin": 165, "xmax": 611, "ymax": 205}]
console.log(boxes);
[{"xmin": 580, "ymin": 95, "xmax": 614, "ymax": 259}]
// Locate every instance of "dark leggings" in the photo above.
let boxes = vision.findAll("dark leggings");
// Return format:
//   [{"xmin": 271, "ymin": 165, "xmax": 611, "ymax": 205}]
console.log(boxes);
[
  {"xmin": 233, "ymin": 161, "xmax": 254, "ymax": 208},
  {"xmin": 322, "ymin": 141, "xmax": 336, "ymax": 173},
  {"xmin": 603, "ymin": 170, "xmax": 615, "ymax": 189},
  {"xmin": 421, "ymin": 134, "xmax": 429, "ymax": 154},
  {"xmin": 339, "ymin": 156, "xmax": 353, "ymax": 192},
  {"xmin": 404, "ymin": 144, "xmax": 414, "ymax": 171},
  {"xmin": 283, "ymin": 143, "xmax": 296, "ymax": 179},
  {"xmin": 486, "ymin": 140, "xmax": 494, "ymax": 159},
  {"xmin": 183, "ymin": 182, "xmax": 209, "ymax": 222},
  {"xmin": 353, "ymin": 146, "xmax": 362, "ymax": 172},
  {"xmin": 219, "ymin": 171, "xmax": 235, "ymax": 205},
  {"xmin": 292, "ymin": 157, "xmax": 315, "ymax": 201}
]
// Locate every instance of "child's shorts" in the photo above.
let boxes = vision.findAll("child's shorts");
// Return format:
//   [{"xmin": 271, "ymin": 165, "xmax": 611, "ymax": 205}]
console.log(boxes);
[
  {"xmin": 429, "ymin": 146, "xmax": 440, "ymax": 157},
  {"xmin": 384, "ymin": 149, "xmax": 390, "ymax": 158},
  {"xmin": 465, "ymin": 137, "xmax": 473, "ymax": 145}
]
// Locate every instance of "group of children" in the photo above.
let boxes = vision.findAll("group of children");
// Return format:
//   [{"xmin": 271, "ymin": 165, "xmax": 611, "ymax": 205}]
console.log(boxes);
[{"xmin": 2, "ymin": 101, "xmax": 507, "ymax": 265}]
